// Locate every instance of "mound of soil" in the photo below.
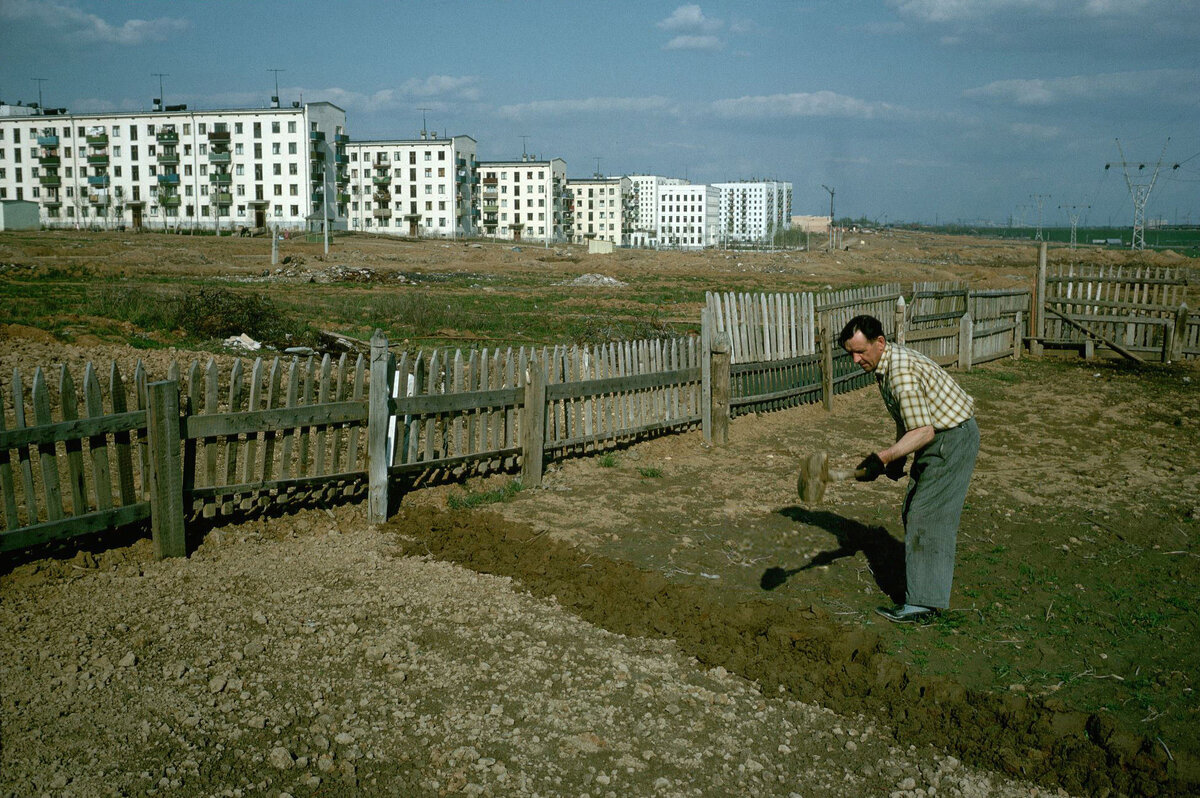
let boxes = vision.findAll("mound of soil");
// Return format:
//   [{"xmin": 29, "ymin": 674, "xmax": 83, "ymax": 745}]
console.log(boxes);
[{"xmin": 388, "ymin": 506, "xmax": 1192, "ymax": 797}]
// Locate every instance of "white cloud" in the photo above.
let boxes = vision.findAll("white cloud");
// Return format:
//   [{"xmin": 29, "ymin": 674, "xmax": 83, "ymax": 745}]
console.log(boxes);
[
  {"xmin": 963, "ymin": 69, "xmax": 1198, "ymax": 106},
  {"xmin": 709, "ymin": 91, "xmax": 902, "ymax": 120},
  {"xmin": 658, "ymin": 4, "xmax": 722, "ymax": 32},
  {"xmin": 0, "ymin": 0, "xmax": 188, "ymax": 44},
  {"xmin": 497, "ymin": 96, "xmax": 678, "ymax": 119},
  {"xmin": 1009, "ymin": 122, "xmax": 1061, "ymax": 140},
  {"xmin": 664, "ymin": 34, "xmax": 723, "ymax": 51},
  {"xmin": 398, "ymin": 75, "xmax": 481, "ymax": 101}
]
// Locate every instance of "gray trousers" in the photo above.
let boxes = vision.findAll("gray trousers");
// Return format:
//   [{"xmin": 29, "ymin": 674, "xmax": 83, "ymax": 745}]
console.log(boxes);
[{"xmin": 902, "ymin": 417, "xmax": 979, "ymax": 609}]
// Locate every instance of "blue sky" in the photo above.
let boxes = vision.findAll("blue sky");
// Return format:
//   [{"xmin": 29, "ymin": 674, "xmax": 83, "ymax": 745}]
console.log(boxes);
[{"xmin": 2, "ymin": 0, "xmax": 1198, "ymax": 226}]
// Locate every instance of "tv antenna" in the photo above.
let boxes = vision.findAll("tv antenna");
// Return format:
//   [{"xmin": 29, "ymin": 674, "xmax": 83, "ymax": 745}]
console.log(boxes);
[
  {"xmin": 31, "ymin": 77, "xmax": 47, "ymax": 112},
  {"xmin": 1030, "ymin": 193, "xmax": 1050, "ymax": 241},
  {"xmin": 821, "ymin": 184, "xmax": 835, "ymax": 251},
  {"xmin": 1059, "ymin": 204, "xmax": 1090, "ymax": 249},
  {"xmin": 417, "ymin": 107, "xmax": 430, "ymax": 138},
  {"xmin": 152, "ymin": 72, "xmax": 169, "ymax": 108},
  {"xmin": 519, "ymin": 135, "xmax": 530, "ymax": 159},
  {"xmin": 594, "ymin": 156, "xmax": 602, "ymax": 178},
  {"xmin": 267, "ymin": 69, "xmax": 285, "ymax": 104},
  {"xmin": 1106, "ymin": 138, "xmax": 1178, "ymax": 250}
]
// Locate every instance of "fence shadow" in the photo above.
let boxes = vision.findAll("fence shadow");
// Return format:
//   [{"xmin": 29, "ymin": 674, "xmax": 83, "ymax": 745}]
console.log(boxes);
[{"xmin": 763, "ymin": 507, "xmax": 905, "ymax": 604}]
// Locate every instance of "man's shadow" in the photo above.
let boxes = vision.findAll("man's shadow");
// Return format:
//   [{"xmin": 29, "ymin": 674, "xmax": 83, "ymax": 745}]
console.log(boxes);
[{"xmin": 761, "ymin": 507, "xmax": 905, "ymax": 605}]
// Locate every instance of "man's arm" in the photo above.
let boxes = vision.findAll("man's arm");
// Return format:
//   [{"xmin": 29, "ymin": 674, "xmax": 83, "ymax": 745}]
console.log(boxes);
[{"xmin": 877, "ymin": 425, "xmax": 934, "ymax": 465}]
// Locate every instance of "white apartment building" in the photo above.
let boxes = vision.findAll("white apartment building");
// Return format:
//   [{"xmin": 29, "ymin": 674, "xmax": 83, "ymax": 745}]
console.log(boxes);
[
  {"xmin": 344, "ymin": 134, "xmax": 476, "ymax": 237},
  {"xmin": 476, "ymin": 157, "xmax": 567, "ymax": 242},
  {"xmin": 658, "ymin": 184, "xmax": 720, "ymax": 249},
  {"xmin": 565, "ymin": 176, "xmax": 632, "ymax": 245},
  {"xmin": 0, "ymin": 101, "xmax": 347, "ymax": 231},
  {"xmin": 713, "ymin": 180, "xmax": 793, "ymax": 245},
  {"xmin": 627, "ymin": 174, "xmax": 686, "ymax": 247}
]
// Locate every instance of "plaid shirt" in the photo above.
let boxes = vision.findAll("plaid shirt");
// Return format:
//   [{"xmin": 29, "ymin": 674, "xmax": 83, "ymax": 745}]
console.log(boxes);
[{"xmin": 875, "ymin": 342, "xmax": 974, "ymax": 432}]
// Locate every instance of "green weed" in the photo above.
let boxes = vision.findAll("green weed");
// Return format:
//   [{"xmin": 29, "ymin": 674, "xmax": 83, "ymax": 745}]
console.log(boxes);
[
  {"xmin": 637, "ymin": 466, "xmax": 664, "ymax": 478},
  {"xmin": 447, "ymin": 480, "xmax": 525, "ymax": 510},
  {"xmin": 598, "ymin": 453, "xmax": 618, "ymax": 468}
]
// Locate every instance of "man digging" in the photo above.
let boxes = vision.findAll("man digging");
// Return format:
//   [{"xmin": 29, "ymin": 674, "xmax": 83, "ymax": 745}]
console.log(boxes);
[{"xmin": 839, "ymin": 314, "xmax": 979, "ymax": 624}]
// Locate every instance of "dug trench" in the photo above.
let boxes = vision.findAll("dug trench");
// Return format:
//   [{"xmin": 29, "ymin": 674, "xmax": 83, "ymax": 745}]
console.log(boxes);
[{"xmin": 387, "ymin": 505, "xmax": 1198, "ymax": 797}]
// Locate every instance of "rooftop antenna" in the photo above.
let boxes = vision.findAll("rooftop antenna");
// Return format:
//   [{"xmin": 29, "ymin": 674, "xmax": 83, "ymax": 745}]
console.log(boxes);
[
  {"xmin": 31, "ymin": 77, "xmax": 47, "ymax": 113},
  {"xmin": 821, "ymin": 184, "xmax": 835, "ymax": 251},
  {"xmin": 1030, "ymin": 193, "xmax": 1051, "ymax": 241},
  {"xmin": 1106, "ymin": 138, "xmax": 1177, "ymax": 250},
  {"xmin": 152, "ymin": 72, "xmax": 168, "ymax": 110},
  {"xmin": 267, "ymin": 68, "xmax": 285, "ymax": 107},
  {"xmin": 520, "ymin": 135, "xmax": 530, "ymax": 160},
  {"xmin": 1059, "ymin": 204, "xmax": 1090, "ymax": 250},
  {"xmin": 594, "ymin": 156, "xmax": 602, "ymax": 178},
  {"xmin": 417, "ymin": 107, "xmax": 430, "ymax": 139}
]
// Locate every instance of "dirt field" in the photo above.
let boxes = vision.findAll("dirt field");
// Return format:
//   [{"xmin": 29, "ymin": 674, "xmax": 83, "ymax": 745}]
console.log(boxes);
[{"xmin": 1, "ymin": 231, "xmax": 1198, "ymax": 796}]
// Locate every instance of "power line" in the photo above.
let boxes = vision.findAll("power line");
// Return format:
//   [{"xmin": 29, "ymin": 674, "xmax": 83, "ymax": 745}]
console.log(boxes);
[{"xmin": 1106, "ymin": 138, "xmax": 1175, "ymax": 250}]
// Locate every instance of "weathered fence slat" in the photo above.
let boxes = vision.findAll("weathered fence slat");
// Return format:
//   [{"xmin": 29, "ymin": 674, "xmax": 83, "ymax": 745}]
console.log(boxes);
[{"xmin": 83, "ymin": 363, "xmax": 114, "ymax": 513}]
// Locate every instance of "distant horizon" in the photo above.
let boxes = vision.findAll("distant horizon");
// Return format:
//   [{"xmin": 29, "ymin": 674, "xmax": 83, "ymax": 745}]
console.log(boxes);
[{"xmin": 2, "ymin": 1, "xmax": 1197, "ymax": 226}]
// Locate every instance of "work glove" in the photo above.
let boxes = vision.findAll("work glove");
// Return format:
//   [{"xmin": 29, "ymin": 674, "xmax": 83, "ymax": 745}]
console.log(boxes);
[
  {"xmin": 885, "ymin": 455, "xmax": 907, "ymax": 481},
  {"xmin": 856, "ymin": 453, "xmax": 885, "ymax": 482}
]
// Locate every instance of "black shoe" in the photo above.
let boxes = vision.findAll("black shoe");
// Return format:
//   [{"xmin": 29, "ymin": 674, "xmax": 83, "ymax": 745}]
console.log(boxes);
[{"xmin": 875, "ymin": 604, "xmax": 938, "ymax": 624}]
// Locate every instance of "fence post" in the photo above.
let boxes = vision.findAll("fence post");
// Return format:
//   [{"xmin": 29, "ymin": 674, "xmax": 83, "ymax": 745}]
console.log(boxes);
[
  {"xmin": 1031, "ymin": 243, "xmax": 1047, "ymax": 357},
  {"xmin": 958, "ymin": 313, "xmax": 974, "ymax": 371},
  {"xmin": 820, "ymin": 317, "xmax": 834, "ymax": 411},
  {"xmin": 893, "ymin": 296, "xmax": 906, "ymax": 345},
  {"xmin": 1170, "ymin": 303, "xmax": 1188, "ymax": 362},
  {"xmin": 710, "ymin": 332, "xmax": 731, "ymax": 445},
  {"xmin": 700, "ymin": 308, "xmax": 713, "ymax": 443},
  {"xmin": 146, "ymin": 380, "xmax": 185, "ymax": 559},
  {"xmin": 521, "ymin": 356, "xmax": 546, "ymax": 487},
  {"xmin": 1013, "ymin": 310, "xmax": 1023, "ymax": 361},
  {"xmin": 367, "ymin": 330, "xmax": 390, "ymax": 524}
]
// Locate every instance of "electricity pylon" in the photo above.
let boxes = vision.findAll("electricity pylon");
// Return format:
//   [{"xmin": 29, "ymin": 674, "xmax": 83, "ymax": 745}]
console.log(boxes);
[
  {"xmin": 1059, "ymin": 204, "xmax": 1089, "ymax": 250},
  {"xmin": 1030, "ymin": 194, "xmax": 1050, "ymax": 241},
  {"xmin": 1106, "ymin": 138, "xmax": 1176, "ymax": 251}
]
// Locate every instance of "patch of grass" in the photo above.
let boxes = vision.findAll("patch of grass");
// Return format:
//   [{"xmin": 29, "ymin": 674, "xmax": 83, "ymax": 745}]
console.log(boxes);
[
  {"xmin": 637, "ymin": 466, "xmax": 664, "ymax": 478},
  {"xmin": 446, "ymin": 480, "xmax": 525, "ymax": 510},
  {"xmin": 598, "ymin": 453, "xmax": 618, "ymax": 468}
]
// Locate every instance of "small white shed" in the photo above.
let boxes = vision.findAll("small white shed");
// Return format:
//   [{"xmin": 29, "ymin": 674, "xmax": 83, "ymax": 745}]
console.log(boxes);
[
  {"xmin": 0, "ymin": 200, "xmax": 40, "ymax": 231},
  {"xmin": 587, "ymin": 238, "xmax": 614, "ymax": 255}
]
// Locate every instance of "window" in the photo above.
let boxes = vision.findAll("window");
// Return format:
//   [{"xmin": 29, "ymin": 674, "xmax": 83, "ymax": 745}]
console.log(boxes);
[
  {"xmin": 272, "ymin": 143, "xmax": 281, "ymax": 155},
  {"xmin": 289, "ymin": 163, "xmax": 297, "ymax": 175},
  {"xmin": 288, "ymin": 142, "xmax": 296, "ymax": 155},
  {"xmin": 253, "ymin": 122, "xmax": 262, "ymax": 137},
  {"xmin": 273, "ymin": 164, "xmax": 281, "ymax": 176},
  {"xmin": 272, "ymin": 122, "xmax": 280, "ymax": 134},
  {"xmin": 235, "ymin": 122, "xmax": 243, "ymax": 134},
  {"xmin": 183, "ymin": 124, "xmax": 191, "ymax": 135},
  {"xmin": 288, "ymin": 121, "xmax": 296, "ymax": 133},
  {"xmin": 235, "ymin": 143, "xmax": 244, "ymax": 155}
]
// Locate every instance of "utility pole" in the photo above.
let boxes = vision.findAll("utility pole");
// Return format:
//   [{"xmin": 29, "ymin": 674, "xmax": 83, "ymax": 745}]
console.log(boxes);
[
  {"xmin": 1107, "ymin": 138, "xmax": 1177, "ymax": 251},
  {"xmin": 31, "ymin": 77, "xmax": 47, "ymax": 112},
  {"xmin": 1059, "ymin": 204, "xmax": 1089, "ymax": 250},
  {"xmin": 152, "ymin": 72, "xmax": 168, "ymax": 108},
  {"xmin": 1030, "ymin": 193, "xmax": 1050, "ymax": 241},
  {"xmin": 821, "ymin": 185, "xmax": 835, "ymax": 251}
]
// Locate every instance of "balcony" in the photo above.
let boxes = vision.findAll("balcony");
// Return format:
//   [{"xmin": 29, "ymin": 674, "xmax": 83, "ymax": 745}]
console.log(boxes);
[
  {"xmin": 310, "ymin": 130, "xmax": 326, "ymax": 141},
  {"xmin": 39, "ymin": 155, "xmax": 61, "ymax": 167},
  {"xmin": 43, "ymin": 196, "xmax": 61, "ymax": 207},
  {"xmin": 373, "ymin": 160, "xmax": 389, "ymax": 171},
  {"xmin": 310, "ymin": 149, "xmax": 325, "ymax": 163},
  {"xmin": 372, "ymin": 174, "xmax": 391, "ymax": 185},
  {"xmin": 214, "ymin": 192, "xmax": 233, "ymax": 205},
  {"xmin": 88, "ymin": 193, "xmax": 110, "ymax": 205},
  {"xmin": 482, "ymin": 204, "xmax": 499, "ymax": 213},
  {"xmin": 337, "ymin": 192, "xmax": 350, "ymax": 204},
  {"xmin": 156, "ymin": 130, "xmax": 179, "ymax": 144},
  {"xmin": 311, "ymin": 191, "xmax": 325, "ymax": 203},
  {"xmin": 40, "ymin": 174, "xmax": 61, "ymax": 187},
  {"xmin": 209, "ymin": 172, "xmax": 232, "ymax": 185},
  {"xmin": 373, "ymin": 207, "xmax": 393, "ymax": 219},
  {"xmin": 482, "ymin": 177, "xmax": 498, "ymax": 186},
  {"xmin": 160, "ymin": 195, "xmax": 181, "ymax": 208},
  {"xmin": 334, "ymin": 133, "xmax": 349, "ymax": 144},
  {"xmin": 157, "ymin": 173, "xmax": 180, "ymax": 185},
  {"xmin": 87, "ymin": 153, "xmax": 110, "ymax": 167},
  {"xmin": 87, "ymin": 174, "xmax": 110, "ymax": 187},
  {"xmin": 209, "ymin": 151, "xmax": 231, "ymax": 165},
  {"xmin": 207, "ymin": 130, "xmax": 231, "ymax": 143},
  {"xmin": 373, "ymin": 191, "xmax": 391, "ymax": 204},
  {"xmin": 38, "ymin": 135, "xmax": 60, "ymax": 147},
  {"xmin": 335, "ymin": 154, "xmax": 348, "ymax": 165},
  {"xmin": 157, "ymin": 151, "xmax": 180, "ymax": 165},
  {"xmin": 86, "ymin": 133, "xmax": 108, "ymax": 146}
]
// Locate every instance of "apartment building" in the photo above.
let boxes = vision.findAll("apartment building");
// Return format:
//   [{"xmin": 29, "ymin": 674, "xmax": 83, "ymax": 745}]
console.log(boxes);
[
  {"xmin": 0, "ymin": 100, "xmax": 347, "ymax": 231},
  {"xmin": 344, "ymin": 134, "xmax": 476, "ymax": 237},
  {"xmin": 627, "ymin": 174, "xmax": 687, "ymax": 247},
  {"xmin": 564, "ymin": 176, "xmax": 632, "ymax": 245},
  {"xmin": 658, "ymin": 183, "xmax": 719, "ymax": 249},
  {"xmin": 713, "ymin": 180, "xmax": 793, "ymax": 244},
  {"xmin": 475, "ymin": 157, "xmax": 567, "ymax": 242}
]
